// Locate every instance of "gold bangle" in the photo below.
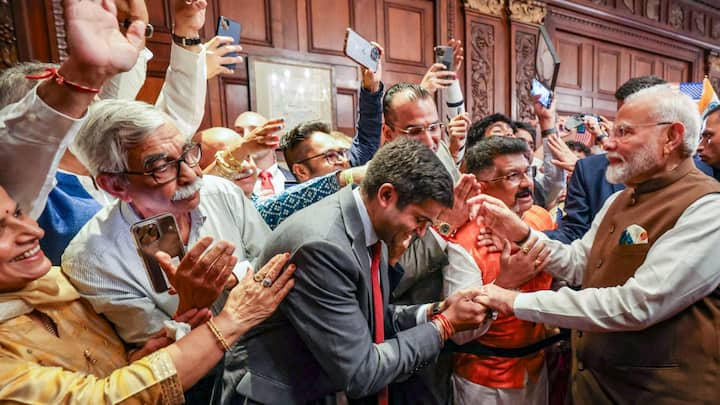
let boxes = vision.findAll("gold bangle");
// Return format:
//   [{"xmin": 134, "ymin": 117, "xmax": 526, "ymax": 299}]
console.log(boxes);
[
  {"xmin": 207, "ymin": 318, "xmax": 231, "ymax": 351},
  {"xmin": 341, "ymin": 168, "xmax": 354, "ymax": 186},
  {"xmin": 223, "ymin": 149, "xmax": 247, "ymax": 169}
]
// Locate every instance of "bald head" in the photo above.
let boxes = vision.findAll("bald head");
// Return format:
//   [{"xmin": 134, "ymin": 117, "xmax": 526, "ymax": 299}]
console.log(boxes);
[
  {"xmin": 193, "ymin": 127, "xmax": 244, "ymax": 169},
  {"xmin": 234, "ymin": 111, "xmax": 268, "ymax": 137}
]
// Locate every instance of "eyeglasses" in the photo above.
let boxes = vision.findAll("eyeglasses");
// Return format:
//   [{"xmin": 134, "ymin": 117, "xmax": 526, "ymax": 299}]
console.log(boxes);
[
  {"xmin": 295, "ymin": 148, "xmax": 349, "ymax": 165},
  {"xmin": 387, "ymin": 122, "xmax": 446, "ymax": 137},
  {"xmin": 118, "ymin": 143, "xmax": 202, "ymax": 184},
  {"xmin": 610, "ymin": 122, "xmax": 673, "ymax": 141},
  {"xmin": 481, "ymin": 166, "xmax": 535, "ymax": 185}
]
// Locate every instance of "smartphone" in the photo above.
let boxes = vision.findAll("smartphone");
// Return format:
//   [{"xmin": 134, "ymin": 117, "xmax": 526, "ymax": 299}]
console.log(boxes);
[
  {"xmin": 531, "ymin": 78, "xmax": 553, "ymax": 109},
  {"xmin": 216, "ymin": 16, "xmax": 242, "ymax": 71},
  {"xmin": 434, "ymin": 45, "xmax": 454, "ymax": 71},
  {"xmin": 131, "ymin": 213, "xmax": 186, "ymax": 293},
  {"xmin": 343, "ymin": 28, "xmax": 380, "ymax": 72}
]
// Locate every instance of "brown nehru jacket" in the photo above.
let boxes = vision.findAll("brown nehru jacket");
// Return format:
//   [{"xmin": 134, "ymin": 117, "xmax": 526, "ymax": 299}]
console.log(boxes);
[{"xmin": 572, "ymin": 158, "xmax": 720, "ymax": 404}]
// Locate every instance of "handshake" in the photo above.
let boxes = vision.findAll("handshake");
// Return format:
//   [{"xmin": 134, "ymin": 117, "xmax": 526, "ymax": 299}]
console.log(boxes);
[{"xmin": 435, "ymin": 283, "xmax": 516, "ymax": 338}]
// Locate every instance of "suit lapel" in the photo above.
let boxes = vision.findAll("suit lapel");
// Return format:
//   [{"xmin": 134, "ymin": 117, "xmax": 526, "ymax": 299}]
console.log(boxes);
[{"xmin": 338, "ymin": 187, "xmax": 371, "ymax": 282}]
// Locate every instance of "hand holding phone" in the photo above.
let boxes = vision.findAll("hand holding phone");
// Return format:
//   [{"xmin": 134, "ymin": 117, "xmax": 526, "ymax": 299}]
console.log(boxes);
[
  {"xmin": 131, "ymin": 213, "xmax": 186, "ymax": 293},
  {"xmin": 531, "ymin": 78, "xmax": 553, "ymax": 109},
  {"xmin": 216, "ymin": 16, "xmax": 242, "ymax": 71},
  {"xmin": 434, "ymin": 46, "xmax": 454, "ymax": 71},
  {"xmin": 344, "ymin": 28, "xmax": 380, "ymax": 72}
]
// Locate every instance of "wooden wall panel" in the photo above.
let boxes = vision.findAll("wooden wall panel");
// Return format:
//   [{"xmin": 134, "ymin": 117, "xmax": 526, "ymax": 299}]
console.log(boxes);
[
  {"xmin": 597, "ymin": 47, "xmax": 621, "ymax": 96},
  {"xmin": 381, "ymin": 0, "xmax": 435, "ymax": 88},
  {"xmin": 222, "ymin": 82, "xmax": 249, "ymax": 128},
  {"xmin": 307, "ymin": 0, "xmax": 351, "ymax": 55},
  {"xmin": 217, "ymin": 0, "xmax": 272, "ymax": 46},
  {"xmin": 557, "ymin": 37, "xmax": 582, "ymax": 89},
  {"xmin": 336, "ymin": 88, "xmax": 357, "ymax": 135}
]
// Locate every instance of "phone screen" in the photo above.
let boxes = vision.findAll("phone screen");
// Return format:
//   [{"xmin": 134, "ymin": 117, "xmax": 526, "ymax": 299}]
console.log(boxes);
[{"xmin": 531, "ymin": 78, "xmax": 553, "ymax": 109}]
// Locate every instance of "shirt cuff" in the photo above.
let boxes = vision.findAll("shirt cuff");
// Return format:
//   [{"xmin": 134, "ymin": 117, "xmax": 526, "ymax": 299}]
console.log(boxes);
[
  {"xmin": 416, "ymin": 304, "xmax": 431, "ymax": 325},
  {"xmin": 147, "ymin": 349, "xmax": 184, "ymax": 405},
  {"xmin": 5, "ymin": 85, "xmax": 86, "ymax": 143},
  {"xmin": 233, "ymin": 260, "xmax": 253, "ymax": 281}
]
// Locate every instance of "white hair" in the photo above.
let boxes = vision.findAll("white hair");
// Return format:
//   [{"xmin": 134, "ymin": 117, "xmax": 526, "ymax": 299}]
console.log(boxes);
[
  {"xmin": 624, "ymin": 84, "xmax": 701, "ymax": 157},
  {"xmin": 73, "ymin": 99, "xmax": 171, "ymax": 176}
]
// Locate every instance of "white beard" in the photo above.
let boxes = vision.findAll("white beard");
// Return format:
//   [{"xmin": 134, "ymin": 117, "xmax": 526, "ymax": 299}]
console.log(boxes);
[{"xmin": 605, "ymin": 142, "xmax": 658, "ymax": 184}]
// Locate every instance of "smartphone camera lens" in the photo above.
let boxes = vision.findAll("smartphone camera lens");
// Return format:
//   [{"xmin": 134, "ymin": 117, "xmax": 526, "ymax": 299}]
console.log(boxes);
[{"xmin": 370, "ymin": 47, "xmax": 380, "ymax": 61}]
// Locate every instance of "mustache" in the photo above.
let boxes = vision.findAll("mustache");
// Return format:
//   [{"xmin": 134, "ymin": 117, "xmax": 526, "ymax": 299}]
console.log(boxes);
[
  {"xmin": 172, "ymin": 178, "xmax": 204, "ymax": 201},
  {"xmin": 515, "ymin": 187, "xmax": 532, "ymax": 199},
  {"xmin": 606, "ymin": 152, "xmax": 624, "ymax": 162}
]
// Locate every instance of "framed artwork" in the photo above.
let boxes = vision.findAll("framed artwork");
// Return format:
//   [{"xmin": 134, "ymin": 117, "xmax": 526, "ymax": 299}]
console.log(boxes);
[{"xmin": 249, "ymin": 56, "xmax": 336, "ymax": 131}]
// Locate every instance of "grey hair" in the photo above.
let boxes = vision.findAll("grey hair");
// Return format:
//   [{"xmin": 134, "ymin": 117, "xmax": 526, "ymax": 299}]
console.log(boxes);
[
  {"xmin": 624, "ymin": 85, "xmax": 701, "ymax": 157},
  {"xmin": 0, "ymin": 62, "xmax": 59, "ymax": 108},
  {"xmin": 74, "ymin": 99, "xmax": 171, "ymax": 176}
]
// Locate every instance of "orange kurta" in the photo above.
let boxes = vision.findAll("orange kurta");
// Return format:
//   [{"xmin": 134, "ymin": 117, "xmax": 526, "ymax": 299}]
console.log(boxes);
[{"xmin": 451, "ymin": 205, "xmax": 555, "ymax": 388}]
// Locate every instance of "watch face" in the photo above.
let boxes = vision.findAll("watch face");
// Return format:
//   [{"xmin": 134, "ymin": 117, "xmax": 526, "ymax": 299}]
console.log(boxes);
[{"xmin": 438, "ymin": 222, "xmax": 451, "ymax": 235}]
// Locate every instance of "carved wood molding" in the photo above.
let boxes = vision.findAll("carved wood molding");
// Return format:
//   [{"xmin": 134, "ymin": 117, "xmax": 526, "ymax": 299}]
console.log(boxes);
[
  {"xmin": 463, "ymin": 0, "xmax": 504, "ymax": 17},
  {"xmin": 0, "ymin": 0, "xmax": 18, "ymax": 68},
  {"xmin": 515, "ymin": 30, "xmax": 535, "ymax": 121},
  {"xmin": 508, "ymin": 0, "xmax": 546, "ymax": 24},
  {"xmin": 448, "ymin": 0, "xmax": 456, "ymax": 39},
  {"xmin": 52, "ymin": 0, "xmax": 67, "ymax": 62},
  {"xmin": 469, "ymin": 21, "xmax": 494, "ymax": 120},
  {"xmin": 709, "ymin": 53, "xmax": 720, "ymax": 75}
]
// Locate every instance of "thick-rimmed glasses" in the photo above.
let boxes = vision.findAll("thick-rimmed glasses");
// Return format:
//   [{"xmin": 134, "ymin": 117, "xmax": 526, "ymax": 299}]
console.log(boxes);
[
  {"xmin": 610, "ymin": 122, "xmax": 673, "ymax": 141},
  {"xmin": 296, "ymin": 149, "xmax": 349, "ymax": 165},
  {"xmin": 386, "ymin": 122, "xmax": 446, "ymax": 137},
  {"xmin": 481, "ymin": 166, "xmax": 535, "ymax": 185},
  {"xmin": 118, "ymin": 143, "xmax": 202, "ymax": 184}
]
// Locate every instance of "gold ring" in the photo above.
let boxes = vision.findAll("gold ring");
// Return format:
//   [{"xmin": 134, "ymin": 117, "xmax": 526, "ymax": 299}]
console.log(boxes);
[
  {"xmin": 521, "ymin": 247, "xmax": 530, "ymax": 255},
  {"xmin": 253, "ymin": 273, "xmax": 263, "ymax": 282},
  {"xmin": 534, "ymin": 259, "xmax": 542, "ymax": 266},
  {"xmin": 262, "ymin": 277, "xmax": 273, "ymax": 288}
]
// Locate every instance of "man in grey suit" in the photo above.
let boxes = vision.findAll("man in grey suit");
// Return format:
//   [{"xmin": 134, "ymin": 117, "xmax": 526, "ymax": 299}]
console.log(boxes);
[{"xmin": 233, "ymin": 138, "xmax": 489, "ymax": 404}]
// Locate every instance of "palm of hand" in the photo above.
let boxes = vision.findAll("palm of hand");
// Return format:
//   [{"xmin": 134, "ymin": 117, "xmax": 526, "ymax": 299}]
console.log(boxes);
[{"xmin": 65, "ymin": 1, "xmax": 140, "ymax": 73}]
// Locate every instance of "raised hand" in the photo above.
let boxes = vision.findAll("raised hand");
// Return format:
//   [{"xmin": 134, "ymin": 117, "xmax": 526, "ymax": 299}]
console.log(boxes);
[
  {"xmin": 474, "ymin": 283, "xmax": 519, "ymax": 315},
  {"xmin": 173, "ymin": 0, "xmax": 207, "ymax": 38},
  {"xmin": 62, "ymin": 0, "xmax": 145, "ymax": 87},
  {"xmin": 361, "ymin": 42, "xmax": 384, "ymax": 93},
  {"xmin": 205, "ymin": 35, "xmax": 244, "ymax": 78},
  {"xmin": 157, "ymin": 236, "xmax": 237, "ymax": 315},
  {"xmin": 420, "ymin": 63, "xmax": 457, "ymax": 94},
  {"xmin": 546, "ymin": 133, "xmax": 579, "ymax": 173},
  {"xmin": 447, "ymin": 113, "xmax": 471, "ymax": 161},
  {"xmin": 232, "ymin": 118, "xmax": 286, "ymax": 158},
  {"xmin": 449, "ymin": 38, "xmax": 464, "ymax": 73}
]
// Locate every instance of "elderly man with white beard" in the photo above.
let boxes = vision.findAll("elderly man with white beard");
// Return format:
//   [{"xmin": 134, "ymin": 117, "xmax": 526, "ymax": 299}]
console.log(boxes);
[
  {"xmin": 469, "ymin": 85, "xmax": 720, "ymax": 403},
  {"xmin": 62, "ymin": 99, "xmax": 270, "ymax": 346}
]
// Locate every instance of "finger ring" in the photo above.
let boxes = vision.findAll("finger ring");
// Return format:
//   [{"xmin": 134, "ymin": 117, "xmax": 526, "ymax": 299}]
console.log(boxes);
[
  {"xmin": 262, "ymin": 277, "xmax": 273, "ymax": 288},
  {"xmin": 534, "ymin": 259, "xmax": 542, "ymax": 266},
  {"xmin": 521, "ymin": 247, "xmax": 530, "ymax": 255},
  {"xmin": 253, "ymin": 273, "xmax": 263, "ymax": 282}
]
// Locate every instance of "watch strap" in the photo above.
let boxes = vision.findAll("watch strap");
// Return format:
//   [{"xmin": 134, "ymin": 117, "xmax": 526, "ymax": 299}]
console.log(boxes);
[
  {"xmin": 541, "ymin": 127, "xmax": 557, "ymax": 137},
  {"xmin": 172, "ymin": 33, "xmax": 202, "ymax": 46}
]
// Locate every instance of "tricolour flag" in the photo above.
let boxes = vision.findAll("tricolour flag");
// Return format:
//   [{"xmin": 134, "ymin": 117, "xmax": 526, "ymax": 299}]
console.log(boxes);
[{"xmin": 698, "ymin": 77, "xmax": 720, "ymax": 118}]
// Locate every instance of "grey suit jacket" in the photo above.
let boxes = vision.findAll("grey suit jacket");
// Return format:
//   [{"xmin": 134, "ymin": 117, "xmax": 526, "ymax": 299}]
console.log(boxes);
[{"xmin": 231, "ymin": 186, "xmax": 443, "ymax": 404}]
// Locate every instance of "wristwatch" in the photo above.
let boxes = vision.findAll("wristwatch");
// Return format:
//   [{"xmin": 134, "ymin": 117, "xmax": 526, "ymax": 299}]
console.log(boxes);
[
  {"xmin": 431, "ymin": 301, "xmax": 442, "ymax": 316},
  {"xmin": 172, "ymin": 33, "xmax": 202, "ymax": 46}
]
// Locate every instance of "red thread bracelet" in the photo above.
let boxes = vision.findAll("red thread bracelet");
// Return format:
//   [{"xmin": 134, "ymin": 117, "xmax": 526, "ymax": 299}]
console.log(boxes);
[{"xmin": 25, "ymin": 67, "xmax": 101, "ymax": 94}]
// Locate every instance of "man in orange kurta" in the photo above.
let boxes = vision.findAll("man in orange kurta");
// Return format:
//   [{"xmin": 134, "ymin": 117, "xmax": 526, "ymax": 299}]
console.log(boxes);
[{"xmin": 450, "ymin": 136, "xmax": 555, "ymax": 405}]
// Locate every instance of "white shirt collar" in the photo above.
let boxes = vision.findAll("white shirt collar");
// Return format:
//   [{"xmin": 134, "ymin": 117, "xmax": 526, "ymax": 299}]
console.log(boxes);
[{"xmin": 352, "ymin": 187, "xmax": 379, "ymax": 248}]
